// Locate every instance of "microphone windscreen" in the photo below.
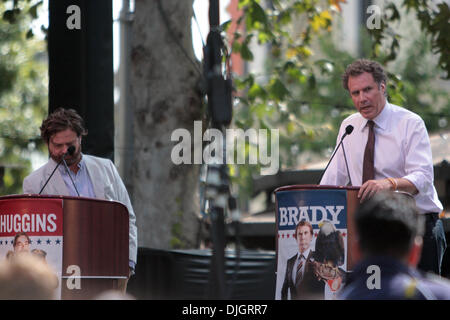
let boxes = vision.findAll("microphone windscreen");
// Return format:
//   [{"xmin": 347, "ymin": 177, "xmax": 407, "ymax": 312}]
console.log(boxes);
[
  {"xmin": 345, "ymin": 125, "xmax": 354, "ymax": 135},
  {"xmin": 67, "ymin": 145, "xmax": 76, "ymax": 156}
]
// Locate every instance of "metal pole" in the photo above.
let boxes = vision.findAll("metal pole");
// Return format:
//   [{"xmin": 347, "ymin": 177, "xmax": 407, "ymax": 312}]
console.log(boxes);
[{"xmin": 115, "ymin": 0, "xmax": 134, "ymax": 195}]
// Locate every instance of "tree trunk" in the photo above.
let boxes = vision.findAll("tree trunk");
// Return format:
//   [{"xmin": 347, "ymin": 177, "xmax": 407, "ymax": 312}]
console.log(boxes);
[{"xmin": 130, "ymin": 0, "xmax": 203, "ymax": 249}]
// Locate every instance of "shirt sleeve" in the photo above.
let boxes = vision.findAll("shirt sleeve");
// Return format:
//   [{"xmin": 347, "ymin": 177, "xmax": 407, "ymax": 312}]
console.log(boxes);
[
  {"xmin": 23, "ymin": 176, "xmax": 34, "ymax": 194},
  {"xmin": 401, "ymin": 117, "xmax": 435, "ymax": 195},
  {"xmin": 108, "ymin": 160, "xmax": 138, "ymax": 265}
]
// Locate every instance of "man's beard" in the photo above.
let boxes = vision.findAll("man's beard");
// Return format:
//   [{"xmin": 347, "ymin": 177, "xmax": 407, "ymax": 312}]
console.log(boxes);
[{"xmin": 50, "ymin": 148, "xmax": 81, "ymax": 166}]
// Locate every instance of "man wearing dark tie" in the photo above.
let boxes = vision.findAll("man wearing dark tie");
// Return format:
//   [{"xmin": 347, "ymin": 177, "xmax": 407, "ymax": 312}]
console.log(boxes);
[
  {"xmin": 281, "ymin": 220, "xmax": 324, "ymax": 299},
  {"xmin": 320, "ymin": 59, "xmax": 445, "ymax": 275}
]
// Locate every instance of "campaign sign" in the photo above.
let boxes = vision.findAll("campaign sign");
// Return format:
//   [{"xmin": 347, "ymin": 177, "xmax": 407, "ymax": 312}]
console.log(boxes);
[
  {"xmin": 0, "ymin": 198, "xmax": 63, "ymax": 299},
  {"xmin": 275, "ymin": 189, "xmax": 348, "ymax": 300}
]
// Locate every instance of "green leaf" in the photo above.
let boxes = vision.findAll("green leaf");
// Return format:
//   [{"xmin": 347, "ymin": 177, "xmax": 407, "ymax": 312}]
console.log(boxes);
[
  {"xmin": 3, "ymin": 9, "xmax": 16, "ymax": 23},
  {"xmin": 268, "ymin": 79, "xmax": 289, "ymax": 101},
  {"xmin": 26, "ymin": 28, "xmax": 34, "ymax": 39},
  {"xmin": 248, "ymin": 83, "xmax": 267, "ymax": 100},
  {"xmin": 28, "ymin": 1, "xmax": 43, "ymax": 20},
  {"xmin": 385, "ymin": 3, "xmax": 400, "ymax": 21},
  {"xmin": 249, "ymin": 2, "xmax": 268, "ymax": 26},
  {"xmin": 251, "ymin": 103, "xmax": 268, "ymax": 118},
  {"xmin": 240, "ymin": 42, "xmax": 254, "ymax": 61},
  {"xmin": 278, "ymin": 9, "xmax": 292, "ymax": 25},
  {"xmin": 308, "ymin": 74, "xmax": 316, "ymax": 89}
]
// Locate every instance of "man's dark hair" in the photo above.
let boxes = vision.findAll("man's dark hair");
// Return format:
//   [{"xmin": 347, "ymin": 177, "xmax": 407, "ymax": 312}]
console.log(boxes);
[
  {"xmin": 342, "ymin": 59, "xmax": 387, "ymax": 91},
  {"xmin": 40, "ymin": 108, "xmax": 88, "ymax": 143},
  {"xmin": 355, "ymin": 191, "xmax": 424, "ymax": 258}
]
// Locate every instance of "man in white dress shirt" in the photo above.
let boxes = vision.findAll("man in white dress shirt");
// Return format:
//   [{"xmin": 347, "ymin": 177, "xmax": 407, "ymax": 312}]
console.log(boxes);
[{"xmin": 320, "ymin": 59, "xmax": 446, "ymax": 275}]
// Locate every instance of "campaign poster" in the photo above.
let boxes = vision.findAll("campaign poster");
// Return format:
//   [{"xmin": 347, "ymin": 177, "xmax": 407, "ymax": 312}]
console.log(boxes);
[
  {"xmin": 0, "ymin": 198, "xmax": 63, "ymax": 299},
  {"xmin": 275, "ymin": 189, "xmax": 348, "ymax": 300}
]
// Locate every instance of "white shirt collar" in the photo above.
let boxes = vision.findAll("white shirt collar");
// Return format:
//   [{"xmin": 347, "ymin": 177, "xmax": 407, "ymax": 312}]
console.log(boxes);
[
  {"xmin": 298, "ymin": 247, "xmax": 311, "ymax": 260},
  {"xmin": 359, "ymin": 101, "xmax": 390, "ymax": 132}
]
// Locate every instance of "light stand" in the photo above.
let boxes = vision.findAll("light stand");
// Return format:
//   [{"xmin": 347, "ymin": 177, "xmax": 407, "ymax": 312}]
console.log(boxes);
[{"xmin": 202, "ymin": 0, "xmax": 233, "ymax": 299}]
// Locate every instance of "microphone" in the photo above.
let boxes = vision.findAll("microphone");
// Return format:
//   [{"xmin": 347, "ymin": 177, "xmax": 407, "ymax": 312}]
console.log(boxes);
[
  {"xmin": 38, "ymin": 146, "xmax": 77, "ymax": 195},
  {"xmin": 341, "ymin": 138, "xmax": 353, "ymax": 186},
  {"xmin": 317, "ymin": 125, "xmax": 354, "ymax": 185},
  {"xmin": 61, "ymin": 146, "xmax": 80, "ymax": 196},
  {"xmin": 343, "ymin": 124, "xmax": 354, "ymax": 138}
]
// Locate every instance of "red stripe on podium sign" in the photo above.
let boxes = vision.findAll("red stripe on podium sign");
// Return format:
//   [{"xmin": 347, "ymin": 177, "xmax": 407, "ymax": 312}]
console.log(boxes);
[{"xmin": 0, "ymin": 198, "xmax": 63, "ymax": 237}]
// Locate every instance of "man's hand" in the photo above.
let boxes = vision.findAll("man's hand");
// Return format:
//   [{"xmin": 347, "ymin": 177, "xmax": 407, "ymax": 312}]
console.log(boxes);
[
  {"xmin": 358, "ymin": 178, "xmax": 418, "ymax": 203},
  {"xmin": 358, "ymin": 179, "xmax": 392, "ymax": 203}
]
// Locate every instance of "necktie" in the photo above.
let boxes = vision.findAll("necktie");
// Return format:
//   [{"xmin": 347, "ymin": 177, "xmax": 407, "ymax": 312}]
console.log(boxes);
[
  {"xmin": 295, "ymin": 255, "xmax": 305, "ymax": 286},
  {"xmin": 362, "ymin": 120, "xmax": 375, "ymax": 184}
]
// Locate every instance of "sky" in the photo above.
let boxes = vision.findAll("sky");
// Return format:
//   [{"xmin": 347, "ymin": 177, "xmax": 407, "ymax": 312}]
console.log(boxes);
[{"xmin": 191, "ymin": 0, "xmax": 231, "ymax": 61}]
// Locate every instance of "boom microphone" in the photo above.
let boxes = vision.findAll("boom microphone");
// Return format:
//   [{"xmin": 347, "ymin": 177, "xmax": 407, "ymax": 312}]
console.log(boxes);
[
  {"xmin": 38, "ymin": 146, "xmax": 77, "ymax": 195},
  {"xmin": 317, "ymin": 125, "xmax": 354, "ymax": 184},
  {"xmin": 341, "ymin": 126, "xmax": 353, "ymax": 185},
  {"xmin": 61, "ymin": 146, "xmax": 80, "ymax": 196},
  {"xmin": 344, "ymin": 124, "xmax": 354, "ymax": 136}
]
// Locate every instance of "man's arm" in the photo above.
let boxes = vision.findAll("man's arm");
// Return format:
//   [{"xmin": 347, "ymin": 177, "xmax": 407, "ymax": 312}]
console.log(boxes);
[
  {"xmin": 358, "ymin": 117, "xmax": 432, "ymax": 202},
  {"xmin": 23, "ymin": 176, "xmax": 34, "ymax": 194},
  {"xmin": 280, "ymin": 261, "xmax": 291, "ymax": 300},
  {"xmin": 108, "ymin": 160, "xmax": 138, "ymax": 269}
]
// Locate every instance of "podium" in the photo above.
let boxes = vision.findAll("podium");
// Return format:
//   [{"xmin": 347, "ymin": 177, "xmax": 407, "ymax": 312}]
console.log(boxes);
[
  {"xmin": 0, "ymin": 194, "xmax": 129, "ymax": 300},
  {"xmin": 274, "ymin": 185, "xmax": 359, "ymax": 300}
]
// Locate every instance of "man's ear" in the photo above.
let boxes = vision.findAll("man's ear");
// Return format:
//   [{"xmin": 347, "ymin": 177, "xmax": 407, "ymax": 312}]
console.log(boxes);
[
  {"xmin": 407, "ymin": 236, "xmax": 423, "ymax": 267},
  {"xmin": 379, "ymin": 82, "xmax": 386, "ymax": 94}
]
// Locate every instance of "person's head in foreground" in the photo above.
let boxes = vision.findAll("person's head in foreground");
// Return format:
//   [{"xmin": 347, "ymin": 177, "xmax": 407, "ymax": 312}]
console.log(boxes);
[
  {"xmin": 355, "ymin": 191, "xmax": 424, "ymax": 264},
  {"xmin": 340, "ymin": 191, "xmax": 450, "ymax": 300},
  {"xmin": 0, "ymin": 253, "xmax": 58, "ymax": 300}
]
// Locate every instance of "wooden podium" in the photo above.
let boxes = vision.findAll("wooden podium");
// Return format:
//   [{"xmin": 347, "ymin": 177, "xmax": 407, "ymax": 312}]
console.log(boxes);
[{"xmin": 0, "ymin": 194, "xmax": 129, "ymax": 300}]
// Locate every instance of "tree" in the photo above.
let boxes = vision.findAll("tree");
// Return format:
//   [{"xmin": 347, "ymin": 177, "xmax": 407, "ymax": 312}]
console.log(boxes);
[
  {"xmin": 0, "ymin": 1, "xmax": 47, "ymax": 195},
  {"xmin": 129, "ymin": 0, "xmax": 204, "ymax": 249}
]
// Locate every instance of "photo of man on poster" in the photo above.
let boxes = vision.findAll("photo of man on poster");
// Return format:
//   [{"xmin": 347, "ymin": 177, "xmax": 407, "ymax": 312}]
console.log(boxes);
[{"xmin": 280, "ymin": 220, "xmax": 324, "ymax": 300}]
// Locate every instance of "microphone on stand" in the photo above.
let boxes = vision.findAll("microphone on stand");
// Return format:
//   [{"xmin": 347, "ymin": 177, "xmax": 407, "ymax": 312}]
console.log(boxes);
[
  {"xmin": 61, "ymin": 146, "xmax": 80, "ymax": 196},
  {"xmin": 341, "ymin": 140, "xmax": 353, "ymax": 186},
  {"xmin": 38, "ymin": 146, "xmax": 77, "ymax": 195},
  {"xmin": 317, "ymin": 125, "xmax": 354, "ymax": 185}
]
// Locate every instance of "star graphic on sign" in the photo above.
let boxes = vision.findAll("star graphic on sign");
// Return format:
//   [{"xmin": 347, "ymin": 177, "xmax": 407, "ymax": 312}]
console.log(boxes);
[
  {"xmin": 46, "ymin": 239, "xmax": 51, "ymax": 245},
  {"xmin": 56, "ymin": 239, "xmax": 61, "ymax": 245},
  {"xmin": 37, "ymin": 239, "xmax": 42, "ymax": 245}
]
